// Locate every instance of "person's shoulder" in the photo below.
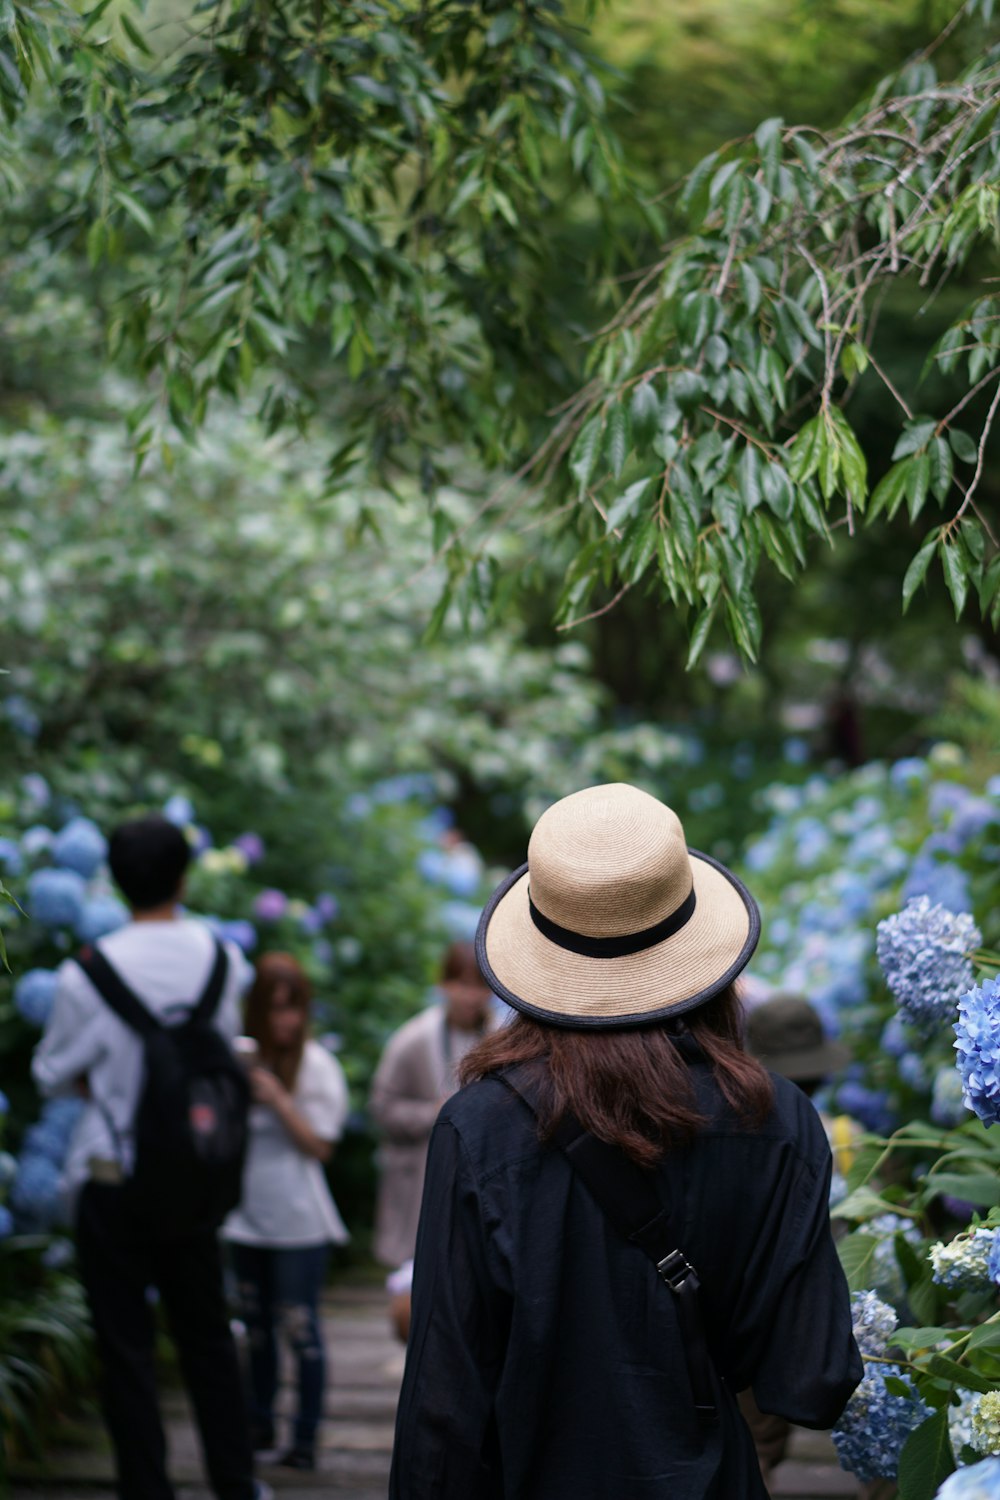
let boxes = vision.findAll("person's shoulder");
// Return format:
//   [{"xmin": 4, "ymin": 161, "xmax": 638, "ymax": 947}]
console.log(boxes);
[
  {"xmin": 762, "ymin": 1072, "xmax": 830, "ymax": 1157},
  {"xmin": 302, "ymin": 1038, "xmax": 347, "ymax": 1088},
  {"xmin": 437, "ymin": 1075, "xmax": 535, "ymax": 1172},
  {"xmin": 389, "ymin": 1004, "xmax": 442, "ymax": 1048}
]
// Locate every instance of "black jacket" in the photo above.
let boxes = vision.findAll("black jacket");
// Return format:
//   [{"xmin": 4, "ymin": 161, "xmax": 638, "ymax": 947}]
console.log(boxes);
[{"xmin": 390, "ymin": 1061, "xmax": 862, "ymax": 1500}]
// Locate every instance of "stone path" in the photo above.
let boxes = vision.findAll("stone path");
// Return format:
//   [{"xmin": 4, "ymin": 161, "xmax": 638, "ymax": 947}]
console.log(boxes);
[{"xmin": 9, "ymin": 1276, "xmax": 859, "ymax": 1499}]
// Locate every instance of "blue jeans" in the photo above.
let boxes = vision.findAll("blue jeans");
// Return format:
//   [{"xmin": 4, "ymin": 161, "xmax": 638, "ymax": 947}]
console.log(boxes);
[{"xmin": 230, "ymin": 1243, "xmax": 329, "ymax": 1453}]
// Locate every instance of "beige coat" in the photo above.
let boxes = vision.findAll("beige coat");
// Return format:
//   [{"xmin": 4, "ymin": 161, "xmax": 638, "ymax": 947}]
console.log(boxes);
[{"xmin": 370, "ymin": 1002, "xmax": 489, "ymax": 1267}]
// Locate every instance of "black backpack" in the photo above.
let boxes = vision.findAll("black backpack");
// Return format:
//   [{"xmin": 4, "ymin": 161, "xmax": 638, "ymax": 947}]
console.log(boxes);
[{"xmin": 76, "ymin": 937, "xmax": 250, "ymax": 1238}]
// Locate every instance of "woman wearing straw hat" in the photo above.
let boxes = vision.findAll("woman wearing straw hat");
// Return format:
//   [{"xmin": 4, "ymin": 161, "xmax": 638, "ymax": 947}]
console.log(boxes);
[{"xmin": 389, "ymin": 784, "xmax": 861, "ymax": 1499}]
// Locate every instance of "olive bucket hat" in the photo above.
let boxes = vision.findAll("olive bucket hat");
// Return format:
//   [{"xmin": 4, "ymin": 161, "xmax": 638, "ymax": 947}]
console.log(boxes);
[{"xmin": 475, "ymin": 782, "xmax": 761, "ymax": 1029}]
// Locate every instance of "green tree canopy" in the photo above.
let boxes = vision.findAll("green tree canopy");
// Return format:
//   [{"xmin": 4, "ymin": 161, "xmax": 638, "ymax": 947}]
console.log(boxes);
[{"xmin": 3, "ymin": 0, "xmax": 999, "ymax": 660}]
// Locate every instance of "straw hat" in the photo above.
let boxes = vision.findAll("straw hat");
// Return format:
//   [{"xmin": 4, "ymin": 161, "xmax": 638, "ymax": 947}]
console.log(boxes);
[{"xmin": 475, "ymin": 783, "xmax": 760, "ymax": 1028}]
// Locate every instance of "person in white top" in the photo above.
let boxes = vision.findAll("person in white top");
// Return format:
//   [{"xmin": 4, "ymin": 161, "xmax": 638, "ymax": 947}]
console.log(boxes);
[
  {"xmin": 31, "ymin": 815, "xmax": 269, "ymax": 1500},
  {"xmin": 223, "ymin": 951, "xmax": 349, "ymax": 1472}
]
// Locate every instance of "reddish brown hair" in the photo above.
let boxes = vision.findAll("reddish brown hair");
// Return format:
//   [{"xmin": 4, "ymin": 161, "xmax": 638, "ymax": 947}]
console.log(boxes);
[
  {"xmin": 244, "ymin": 951, "xmax": 311, "ymax": 1091},
  {"xmin": 459, "ymin": 985, "xmax": 773, "ymax": 1167}
]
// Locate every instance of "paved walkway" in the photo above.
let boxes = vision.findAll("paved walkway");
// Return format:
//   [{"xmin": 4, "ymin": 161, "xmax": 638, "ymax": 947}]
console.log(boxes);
[{"xmin": 9, "ymin": 1276, "xmax": 858, "ymax": 1499}]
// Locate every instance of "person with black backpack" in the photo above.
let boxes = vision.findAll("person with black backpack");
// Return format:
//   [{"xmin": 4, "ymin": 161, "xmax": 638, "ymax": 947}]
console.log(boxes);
[{"xmin": 32, "ymin": 814, "xmax": 271, "ymax": 1500}]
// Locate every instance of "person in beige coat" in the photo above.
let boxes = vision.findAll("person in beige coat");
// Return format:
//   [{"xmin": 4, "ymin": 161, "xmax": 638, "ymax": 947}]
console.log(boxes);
[{"xmin": 370, "ymin": 942, "xmax": 495, "ymax": 1269}]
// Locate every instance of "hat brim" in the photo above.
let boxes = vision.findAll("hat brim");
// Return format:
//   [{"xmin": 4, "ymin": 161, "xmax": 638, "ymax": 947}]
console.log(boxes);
[
  {"xmin": 476, "ymin": 849, "xmax": 760, "ymax": 1030},
  {"xmin": 756, "ymin": 1040, "xmax": 851, "ymax": 1081}
]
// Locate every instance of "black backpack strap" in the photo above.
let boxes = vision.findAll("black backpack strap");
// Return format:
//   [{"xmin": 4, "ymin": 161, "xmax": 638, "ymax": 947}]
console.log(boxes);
[
  {"xmin": 499, "ymin": 1063, "xmax": 719, "ymax": 1429},
  {"xmin": 76, "ymin": 947, "xmax": 162, "ymax": 1040},
  {"xmin": 190, "ymin": 937, "xmax": 229, "ymax": 1025}
]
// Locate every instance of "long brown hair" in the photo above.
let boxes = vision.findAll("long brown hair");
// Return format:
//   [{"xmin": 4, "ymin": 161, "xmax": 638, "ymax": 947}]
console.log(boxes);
[
  {"xmin": 459, "ymin": 984, "xmax": 773, "ymax": 1167},
  {"xmin": 244, "ymin": 951, "xmax": 311, "ymax": 1091}
]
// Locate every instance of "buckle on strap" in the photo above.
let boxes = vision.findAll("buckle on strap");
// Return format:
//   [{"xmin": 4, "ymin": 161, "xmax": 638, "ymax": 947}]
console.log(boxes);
[{"xmin": 656, "ymin": 1248, "xmax": 696, "ymax": 1292}]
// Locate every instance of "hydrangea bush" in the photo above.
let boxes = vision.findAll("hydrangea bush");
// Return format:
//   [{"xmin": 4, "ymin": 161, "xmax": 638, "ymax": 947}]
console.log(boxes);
[{"xmin": 744, "ymin": 747, "xmax": 1000, "ymax": 1497}]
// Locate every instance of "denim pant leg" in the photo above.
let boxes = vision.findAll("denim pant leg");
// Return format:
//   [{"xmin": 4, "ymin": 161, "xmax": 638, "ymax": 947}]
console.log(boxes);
[
  {"xmin": 272, "ymin": 1244, "xmax": 330, "ymax": 1452},
  {"xmin": 229, "ymin": 1243, "xmax": 278, "ymax": 1437}
]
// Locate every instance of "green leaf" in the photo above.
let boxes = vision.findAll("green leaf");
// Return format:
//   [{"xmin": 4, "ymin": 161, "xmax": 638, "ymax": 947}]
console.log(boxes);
[
  {"xmin": 833, "ymin": 1186, "xmax": 906, "ymax": 1223},
  {"xmin": 570, "ymin": 417, "xmax": 602, "ymax": 497},
  {"xmin": 868, "ymin": 460, "xmax": 910, "ymax": 522},
  {"xmin": 896, "ymin": 1410, "xmax": 954, "ymax": 1500},
  {"xmin": 902, "ymin": 532, "xmax": 939, "ymax": 612},
  {"xmin": 949, "ymin": 428, "xmax": 979, "ymax": 465},
  {"xmin": 605, "ymin": 405, "xmax": 630, "ymax": 480},
  {"xmin": 929, "ymin": 437, "xmax": 954, "ymax": 502},
  {"xmin": 113, "ymin": 190, "xmax": 155, "ymax": 237},
  {"xmin": 940, "ymin": 540, "xmax": 969, "ymax": 619},
  {"xmin": 738, "ymin": 262, "xmax": 762, "ymax": 316},
  {"xmin": 120, "ymin": 11, "xmax": 153, "ymax": 54},
  {"xmin": 737, "ymin": 444, "xmax": 763, "ymax": 511},
  {"xmin": 841, "ymin": 342, "xmax": 870, "ymax": 378},
  {"xmin": 686, "ymin": 602, "xmax": 717, "ymax": 670},
  {"xmin": 925, "ymin": 1355, "xmax": 994, "ymax": 1395},
  {"xmin": 906, "ymin": 452, "xmax": 931, "ymax": 519},
  {"xmin": 86, "ymin": 218, "xmax": 106, "ymax": 268},
  {"xmin": 630, "ymin": 382, "xmax": 660, "ymax": 445},
  {"xmin": 893, "ymin": 419, "xmax": 937, "ymax": 460},
  {"xmin": 922, "ymin": 1172, "xmax": 1000, "ymax": 1207},
  {"xmin": 605, "ymin": 479, "xmax": 651, "ymax": 533},
  {"xmin": 787, "ymin": 416, "xmax": 822, "ymax": 483},
  {"xmin": 838, "ymin": 1231, "xmax": 881, "ymax": 1290}
]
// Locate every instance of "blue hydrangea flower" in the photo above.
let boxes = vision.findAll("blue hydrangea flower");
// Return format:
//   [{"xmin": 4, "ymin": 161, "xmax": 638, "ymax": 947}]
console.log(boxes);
[
  {"xmin": 832, "ymin": 1364, "xmax": 930, "ymax": 1480},
  {"xmin": 988, "ymin": 1233, "xmax": 1000, "ymax": 1287},
  {"xmin": 27, "ymin": 868, "xmax": 87, "ymax": 929},
  {"xmin": 929, "ymin": 1228, "xmax": 997, "ymax": 1289},
  {"xmin": 881, "ymin": 1014, "xmax": 916, "ymax": 1059},
  {"xmin": 52, "ymin": 816, "xmax": 107, "ymax": 878},
  {"xmin": 21, "ymin": 772, "xmax": 51, "ymax": 808},
  {"xmin": 903, "ymin": 855, "xmax": 972, "ymax": 916},
  {"xmin": 76, "ymin": 895, "xmax": 129, "ymax": 944},
  {"xmin": 890, "ymin": 757, "xmax": 929, "ymax": 791},
  {"xmin": 877, "ymin": 897, "xmax": 980, "ymax": 1035},
  {"xmin": 955, "ymin": 979, "xmax": 1000, "ymax": 1127},
  {"xmin": 950, "ymin": 1390, "xmax": 983, "ymax": 1460},
  {"xmin": 41, "ymin": 1237, "xmax": 74, "ymax": 1270},
  {"xmin": 932, "ymin": 1065, "xmax": 970, "ymax": 1127},
  {"xmin": 13, "ymin": 968, "xmax": 60, "ymax": 1027},
  {"xmin": 21, "ymin": 824, "xmax": 54, "ymax": 856},
  {"xmin": 938, "ymin": 1461, "xmax": 1000, "ymax": 1499},
  {"xmin": 869, "ymin": 1213, "xmax": 923, "ymax": 1303},
  {"xmin": 0, "ymin": 1205, "xmax": 14, "ymax": 1240},
  {"xmin": 851, "ymin": 1290, "xmax": 897, "ymax": 1357},
  {"xmin": 233, "ymin": 832, "xmax": 265, "ymax": 864},
  {"xmin": 253, "ymin": 889, "xmax": 288, "ymax": 922},
  {"xmin": 163, "ymin": 794, "xmax": 196, "ymax": 826},
  {"xmin": 0, "ymin": 837, "xmax": 23, "ymax": 875},
  {"xmin": 837, "ymin": 1081, "xmax": 897, "ymax": 1136},
  {"xmin": 4, "ymin": 693, "xmax": 41, "ymax": 739},
  {"xmin": 9, "ymin": 1153, "xmax": 63, "ymax": 1226},
  {"xmin": 935, "ymin": 1458, "xmax": 1000, "ymax": 1498},
  {"xmin": 0, "ymin": 1088, "xmax": 8, "ymax": 1116},
  {"xmin": 0, "ymin": 1150, "xmax": 17, "ymax": 1185},
  {"xmin": 218, "ymin": 919, "xmax": 257, "ymax": 953},
  {"xmin": 899, "ymin": 1051, "xmax": 930, "ymax": 1091}
]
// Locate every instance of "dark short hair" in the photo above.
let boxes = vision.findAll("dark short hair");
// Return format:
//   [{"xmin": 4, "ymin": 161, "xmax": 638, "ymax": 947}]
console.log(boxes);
[
  {"xmin": 440, "ymin": 940, "xmax": 481, "ymax": 985},
  {"xmin": 108, "ymin": 816, "xmax": 191, "ymax": 911}
]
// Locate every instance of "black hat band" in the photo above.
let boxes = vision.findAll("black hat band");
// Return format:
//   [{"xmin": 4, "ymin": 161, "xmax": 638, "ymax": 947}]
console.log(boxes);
[{"xmin": 527, "ymin": 886, "xmax": 697, "ymax": 959}]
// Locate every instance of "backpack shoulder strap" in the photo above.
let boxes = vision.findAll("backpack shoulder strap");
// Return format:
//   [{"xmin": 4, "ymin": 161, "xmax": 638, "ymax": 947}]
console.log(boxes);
[
  {"xmin": 76, "ymin": 947, "xmax": 161, "ymax": 1040},
  {"xmin": 498, "ymin": 1062, "xmax": 719, "ymax": 1429},
  {"xmin": 190, "ymin": 937, "xmax": 229, "ymax": 1026}
]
